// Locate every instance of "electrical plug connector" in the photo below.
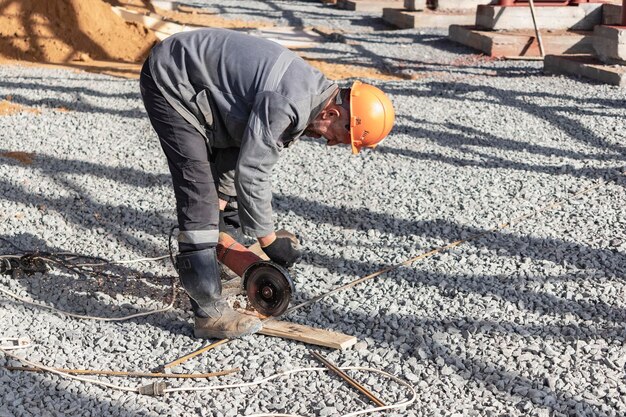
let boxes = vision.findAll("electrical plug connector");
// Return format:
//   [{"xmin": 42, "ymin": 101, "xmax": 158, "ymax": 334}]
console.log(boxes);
[{"xmin": 138, "ymin": 381, "xmax": 167, "ymax": 396}]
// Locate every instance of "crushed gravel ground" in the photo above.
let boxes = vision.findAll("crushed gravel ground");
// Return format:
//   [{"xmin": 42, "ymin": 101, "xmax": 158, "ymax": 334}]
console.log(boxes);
[{"xmin": 1, "ymin": 1, "xmax": 625, "ymax": 416}]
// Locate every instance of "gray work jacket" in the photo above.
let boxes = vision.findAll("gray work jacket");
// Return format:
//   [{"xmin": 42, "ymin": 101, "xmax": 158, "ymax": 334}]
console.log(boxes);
[{"xmin": 149, "ymin": 28, "xmax": 337, "ymax": 237}]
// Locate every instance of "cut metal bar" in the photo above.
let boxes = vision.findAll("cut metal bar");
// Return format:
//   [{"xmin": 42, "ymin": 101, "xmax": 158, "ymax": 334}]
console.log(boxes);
[
  {"xmin": 311, "ymin": 351, "xmax": 386, "ymax": 408},
  {"xmin": 528, "ymin": 0, "xmax": 546, "ymax": 57},
  {"xmin": 155, "ymin": 338, "xmax": 230, "ymax": 372},
  {"xmin": 5, "ymin": 366, "xmax": 238, "ymax": 379}
]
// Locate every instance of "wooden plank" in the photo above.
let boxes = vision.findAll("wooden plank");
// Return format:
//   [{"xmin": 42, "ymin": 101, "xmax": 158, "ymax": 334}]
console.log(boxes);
[
  {"xmin": 475, "ymin": 4, "xmax": 602, "ymax": 31},
  {"xmin": 260, "ymin": 320, "xmax": 358, "ymax": 350},
  {"xmin": 111, "ymin": 7, "xmax": 199, "ymax": 40},
  {"xmin": 253, "ymin": 27, "xmax": 322, "ymax": 50},
  {"xmin": 449, "ymin": 25, "xmax": 594, "ymax": 57}
]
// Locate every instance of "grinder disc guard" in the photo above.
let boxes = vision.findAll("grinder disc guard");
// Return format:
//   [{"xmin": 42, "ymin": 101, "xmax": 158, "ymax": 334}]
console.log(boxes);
[{"xmin": 244, "ymin": 262, "xmax": 294, "ymax": 317}]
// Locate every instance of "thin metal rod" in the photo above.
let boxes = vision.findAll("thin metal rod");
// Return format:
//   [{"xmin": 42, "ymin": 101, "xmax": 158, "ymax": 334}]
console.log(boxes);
[
  {"xmin": 311, "ymin": 351, "xmax": 386, "ymax": 408},
  {"xmin": 155, "ymin": 338, "xmax": 230, "ymax": 372},
  {"xmin": 528, "ymin": 0, "xmax": 546, "ymax": 57},
  {"xmin": 5, "ymin": 366, "xmax": 238, "ymax": 379}
]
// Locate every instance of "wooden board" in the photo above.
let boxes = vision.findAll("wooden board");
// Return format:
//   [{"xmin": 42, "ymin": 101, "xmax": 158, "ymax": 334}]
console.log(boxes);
[
  {"xmin": 112, "ymin": 7, "xmax": 322, "ymax": 49},
  {"xmin": 475, "ymin": 4, "xmax": 602, "ymax": 31},
  {"xmin": 449, "ymin": 25, "xmax": 594, "ymax": 57},
  {"xmin": 260, "ymin": 320, "xmax": 357, "ymax": 350},
  {"xmin": 111, "ymin": 7, "xmax": 199, "ymax": 40}
]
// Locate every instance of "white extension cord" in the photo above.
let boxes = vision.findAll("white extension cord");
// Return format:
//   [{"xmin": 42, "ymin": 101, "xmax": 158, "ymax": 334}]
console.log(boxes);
[{"xmin": 0, "ymin": 343, "xmax": 416, "ymax": 417}]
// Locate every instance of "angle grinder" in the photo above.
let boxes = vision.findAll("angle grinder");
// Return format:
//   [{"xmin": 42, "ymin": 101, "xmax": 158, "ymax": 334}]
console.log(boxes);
[{"xmin": 216, "ymin": 231, "xmax": 296, "ymax": 317}]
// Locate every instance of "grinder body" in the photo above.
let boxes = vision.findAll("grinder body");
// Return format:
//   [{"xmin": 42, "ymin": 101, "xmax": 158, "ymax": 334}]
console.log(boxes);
[{"xmin": 216, "ymin": 232, "xmax": 295, "ymax": 317}]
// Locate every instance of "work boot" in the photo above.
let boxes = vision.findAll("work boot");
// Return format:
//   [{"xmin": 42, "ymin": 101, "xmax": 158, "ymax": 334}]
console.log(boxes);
[
  {"xmin": 176, "ymin": 248, "xmax": 261, "ymax": 339},
  {"xmin": 194, "ymin": 300, "xmax": 261, "ymax": 339}
]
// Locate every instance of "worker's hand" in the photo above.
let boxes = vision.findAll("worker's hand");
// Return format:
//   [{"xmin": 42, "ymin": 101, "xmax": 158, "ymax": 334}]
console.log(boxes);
[{"xmin": 261, "ymin": 235, "xmax": 302, "ymax": 268}]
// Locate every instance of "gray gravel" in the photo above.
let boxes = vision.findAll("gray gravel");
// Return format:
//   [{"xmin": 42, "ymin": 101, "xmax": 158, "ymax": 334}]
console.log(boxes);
[{"xmin": 1, "ymin": 1, "xmax": 626, "ymax": 416}]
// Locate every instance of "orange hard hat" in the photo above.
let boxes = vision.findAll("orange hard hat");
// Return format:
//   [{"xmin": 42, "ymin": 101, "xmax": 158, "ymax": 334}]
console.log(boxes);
[{"xmin": 349, "ymin": 81, "xmax": 395, "ymax": 154}]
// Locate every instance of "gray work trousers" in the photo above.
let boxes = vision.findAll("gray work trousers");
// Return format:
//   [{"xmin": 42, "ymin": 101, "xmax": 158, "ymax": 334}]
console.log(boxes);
[{"xmin": 140, "ymin": 58, "xmax": 239, "ymax": 251}]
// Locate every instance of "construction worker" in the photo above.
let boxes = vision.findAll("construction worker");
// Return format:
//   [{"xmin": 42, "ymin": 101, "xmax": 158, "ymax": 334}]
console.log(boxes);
[{"xmin": 139, "ymin": 28, "xmax": 394, "ymax": 339}]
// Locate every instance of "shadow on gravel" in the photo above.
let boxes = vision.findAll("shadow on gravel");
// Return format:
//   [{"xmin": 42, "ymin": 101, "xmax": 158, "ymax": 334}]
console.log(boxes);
[
  {"xmin": 212, "ymin": 0, "xmax": 390, "ymax": 30},
  {"xmin": 376, "ymin": 143, "xmax": 624, "ymax": 185},
  {"xmin": 321, "ymin": 303, "xmax": 617, "ymax": 416},
  {"xmin": 385, "ymin": 81, "xmax": 626, "ymax": 157},
  {"xmin": 0, "ymin": 149, "xmax": 171, "ymax": 189},
  {"xmin": 298, "ymin": 251, "xmax": 626, "ymax": 331},
  {"xmin": 0, "ymin": 147, "xmax": 175, "ymax": 259},
  {"xmin": 0, "ymin": 368, "xmax": 160, "ymax": 417},
  {"xmin": 0, "ymin": 78, "xmax": 144, "ymax": 118},
  {"xmin": 274, "ymin": 194, "xmax": 626, "ymax": 275},
  {"xmin": 0, "ymin": 232, "xmax": 191, "ymax": 331}
]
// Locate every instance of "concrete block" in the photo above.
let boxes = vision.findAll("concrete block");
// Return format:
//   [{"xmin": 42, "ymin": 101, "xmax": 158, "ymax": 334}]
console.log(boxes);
[
  {"xmin": 383, "ymin": 8, "xmax": 476, "ymax": 29},
  {"xmin": 602, "ymin": 4, "xmax": 623, "ymax": 25},
  {"xmin": 544, "ymin": 54, "xmax": 626, "ymax": 87},
  {"xmin": 476, "ymin": 4, "xmax": 603, "ymax": 31},
  {"xmin": 404, "ymin": 0, "xmax": 428, "ymax": 11},
  {"xmin": 435, "ymin": 0, "xmax": 495, "ymax": 12},
  {"xmin": 593, "ymin": 25, "xmax": 626, "ymax": 65},
  {"xmin": 449, "ymin": 25, "xmax": 594, "ymax": 57},
  {"xmin": 338, "ymin": 0, "xmax": 404, "ymax": 12}
]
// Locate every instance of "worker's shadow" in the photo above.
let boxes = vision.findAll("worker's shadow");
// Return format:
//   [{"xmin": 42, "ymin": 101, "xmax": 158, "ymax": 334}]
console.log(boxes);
[{"xmin": 0, "ymin": 232, "xmax": 196, "ymax": 338}]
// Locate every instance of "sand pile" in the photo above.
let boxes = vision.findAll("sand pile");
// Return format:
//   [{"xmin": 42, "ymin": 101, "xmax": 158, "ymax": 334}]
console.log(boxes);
[{"xmin": 0, "ymin": 0, "xmax": 158, "ymax": 63}]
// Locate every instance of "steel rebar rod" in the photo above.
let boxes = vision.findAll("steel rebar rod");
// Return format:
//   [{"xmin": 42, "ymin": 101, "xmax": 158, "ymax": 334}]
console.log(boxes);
[
  {"xmin": 528, "ymin": 0, "xmax": 546, "ymax": 57},
  {"xmin": 155, "ymin": 338, "xmax": 230, "ymax": 372},
  {"xmin": 5, "ymin": 365, "xmax": 238, "ymax": 379},
  {"xmin": 311, "ymin": 351, "xmax": 386, "ymax": 408}
]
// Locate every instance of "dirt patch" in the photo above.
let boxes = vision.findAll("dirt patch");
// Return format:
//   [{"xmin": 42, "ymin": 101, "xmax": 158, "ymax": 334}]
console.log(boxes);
[
  {"xmin": 0, "ymin": 96, "xmax": 40, "ymax": 116},
  {"xmin": 0, "ymin": 0, "xmax": 403, "ymax": 82},
  {"xmin": 0, "ymin": 151, "xmax": 35, "ymax": 165},
  {"xmin": 0, "ymin": 0, "xmax": 158, "ymax": 63}
]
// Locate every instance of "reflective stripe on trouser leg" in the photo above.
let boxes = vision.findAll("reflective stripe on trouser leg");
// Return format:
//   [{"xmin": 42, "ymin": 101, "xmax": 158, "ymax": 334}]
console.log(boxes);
[{"xmin": 178, "ymin": 229, "xmax": 220, "ymax": 246}]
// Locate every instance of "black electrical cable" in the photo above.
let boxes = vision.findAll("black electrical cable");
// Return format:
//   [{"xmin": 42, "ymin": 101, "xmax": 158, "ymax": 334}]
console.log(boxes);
[{"xmin": 0, "ymin": 227, "xmax": 178, "ymax": 282}]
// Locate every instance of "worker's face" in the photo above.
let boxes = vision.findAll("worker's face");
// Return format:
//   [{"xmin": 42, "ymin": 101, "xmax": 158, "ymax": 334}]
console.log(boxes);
[
  {"xmin": 304, "ymin": 100, "xmax": 351, "ymax": 148},
  {"xmin": 324, "ymin": 110, "xmax": 351, "ymax": 147}
]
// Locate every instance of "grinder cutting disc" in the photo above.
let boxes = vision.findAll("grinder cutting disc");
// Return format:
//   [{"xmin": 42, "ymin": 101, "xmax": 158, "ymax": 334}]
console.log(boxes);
[{"xmin": 244, "ymin": 262, "xmax": 294, "ymax": 317}]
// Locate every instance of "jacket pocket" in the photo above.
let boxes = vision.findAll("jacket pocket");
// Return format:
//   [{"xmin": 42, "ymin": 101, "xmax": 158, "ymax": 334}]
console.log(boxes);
[
  {"xmin": 224, "ymin": 112, "xmax": 246, "ymax": 144},
  {"xmin": 193, "ymin": 89, "xmax": 214, "ymax": 129},
  {"xmin": 180, "ymin": 161, "xmax": 213, "ymax": 183}
]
